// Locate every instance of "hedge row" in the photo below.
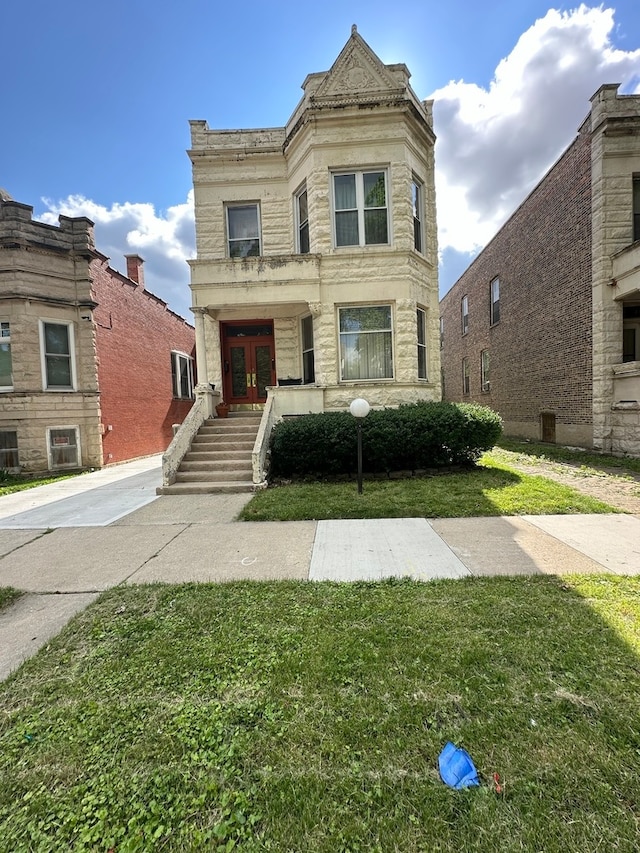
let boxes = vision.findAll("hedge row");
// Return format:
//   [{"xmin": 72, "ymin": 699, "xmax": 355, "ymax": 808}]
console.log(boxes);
[{"xmin": 268, "ymin": 402, "xmax": 503, "ymax": 479}]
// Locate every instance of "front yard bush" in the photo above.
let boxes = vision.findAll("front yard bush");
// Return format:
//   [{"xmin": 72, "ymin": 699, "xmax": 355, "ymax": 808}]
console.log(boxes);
[{"xmin": 269, "ymin": 401, "xmax": 502, "ymax": 479}]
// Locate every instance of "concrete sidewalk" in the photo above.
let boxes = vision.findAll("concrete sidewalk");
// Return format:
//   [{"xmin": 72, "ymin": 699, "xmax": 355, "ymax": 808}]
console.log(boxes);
[{"xmin": 0, "ymin": 456, "xmax": 639, "ymax": 680}]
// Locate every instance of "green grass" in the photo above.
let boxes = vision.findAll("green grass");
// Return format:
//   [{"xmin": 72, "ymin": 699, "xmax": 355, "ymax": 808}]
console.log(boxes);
[
  {"xmin": 497, "ymin": 437, "xmax": 640, "ymax": 475},
  {"xmin": 0, "ymin": 587, "xmax": 21, "ymax": 612},
  {"xmin": 0, "ymin": 471, "xmax": 79, "ymax": 497},
  {"xmin": 1, "ymin": 577, "xmax": 639, "ymax": 851},
  {"xmin": 241, "ymin": 456, "xmax": 617, "ymax": 521}
]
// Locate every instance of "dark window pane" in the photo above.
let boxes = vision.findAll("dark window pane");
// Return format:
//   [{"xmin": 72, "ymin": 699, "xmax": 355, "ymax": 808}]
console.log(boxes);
[
  {"xmin": 46, "ymin": 355, "xmax": 72, "ymax": 387},
  {"xmin": 299, "ymin": 223, "xmax": 309, "ymax": 254},
  {"xmin": 340, "ymin": 306, "xmax": 391, "ymax": 333},
  {"xmin": 229, "ymin": 238, "xmax": 260, "ymax": 258},
  {"xmin": 418, "ymin": 347, "xmax": 427, "ymax": 379},
  {"xmin": 303, "ymin": 350, "xmax": 315, "ymax": 384},
  {"xmin": 336, "ymin": 210, "xmax": 358, "ymax": 246},
  {"xmin": 0, "ymin": 343, "xmax": 12, "ymax": 386},
  {"xmin": 364, "ymin": 209, "xmax": 388, "ymax": 244},
  {"xmin": 334, "ymin": 174, "xmax": 356, "ymax": 210},
  {"xmin": 230, "ymin": 346, "xmax": 247, "ymax": 398},
  {"xmin": 44, "ymin": 323, "xmax": 70, "ymax": 355},
  {"xmin": 364, "ymin": 172, "xmax": 386, "ymax": 207}
]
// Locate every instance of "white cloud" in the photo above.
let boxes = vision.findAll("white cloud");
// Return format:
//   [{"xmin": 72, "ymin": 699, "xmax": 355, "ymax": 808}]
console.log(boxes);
[
  {"xmin": 38, "ymin": 193, "xmax": 196, "ymax": 320},
  {"xmin": 431, "ymin": 4, "xmax": 640, "ymax": 257}
]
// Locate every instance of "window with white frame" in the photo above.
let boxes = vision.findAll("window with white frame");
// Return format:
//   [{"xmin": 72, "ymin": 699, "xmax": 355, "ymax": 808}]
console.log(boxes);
[
  {"xmin": 461, "ymin": 295, "xmax": 469, "ymax": 335},
  {"xmin": 339, "ymin": 305, "xmax": 393, "ymax": 380},
  {"xmin": 301, "ymin": 315, "xmax": 315, "ymax": 383},
  {"xmin": 0, "ymin": 430, "xmax": 18, "ymax": 468},
  {"xmin": 227, "ymin": 204, "xmax": 261, "ymax": 258},
  {"xmin": 40, "ymin": 321, "xmax": 75, "ymax": 390},
  {"xmin": 623, "ymin": 305, "xmax": 640, "ymax": 362},
  {"xmin": 0, "ymin": 321, "xmax": 12, "ymax": 390},
  {"xmin": 171, "ymin": 351, "xmax": 194, "ymax": 399},
  {"xmin": 47, "ymin": 426, "xmax": 80, "ymax": 469},
  {"xmin": 333, "ymin": 170, "xmax": 388, "ymax": 247},
  {"xmin": 481, "ymin": 349, "xmax": 490, "ymax": 391},
  {"xmin": 412, "ymin": 179, "xmax": 423, "ymax": 253},
  {"xmin": 296, "ymin": 186, "xmax": 310, "ymax": 254},
  {"xmin": 462, "ymin": 357, "xmax": 470, "ymax": 395},
  {"xmin": 490, "ymin": 277, "xmax": 500, "ymax": 325},
  {"xmin": 417, "ymin": 307, "xmax": 428, "ymax": 379}
]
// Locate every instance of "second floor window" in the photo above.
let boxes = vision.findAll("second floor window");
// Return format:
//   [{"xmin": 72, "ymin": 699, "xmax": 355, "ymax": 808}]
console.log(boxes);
[
  {"xmin": 439, "ymin": 316, "xmax": 444, "ymax": 349},
  {"xmin": 296, "ymin": 187, "xmax": 309, "ymax": 254},
  {"xmin": 227, "ymin": 204, "xmax": 261, "ymax": 258},
  {"xmin": 412, "ymin": 179, "xmax": 423, "ymax": 253},
  {"xmin": 490, "ymin": 277, "xmax": 500, "ymax": 325},
  {"xmin": 333, "ymin": 170, "xmax": 388, "ymax": 247},
  {"xmin": 40, "ymin": 321, "xmax": 75, "ymax": 390},
  {"xmin": 461, "ymin": 295, "xmax": 469, "ymax": 335},
  {"xmin": 0, "ymin": 321, "xmax": 12, "ymax": 390},
  {"xmin": 633, "ymin": 176, "xmax": 640, "ymax": 243}
]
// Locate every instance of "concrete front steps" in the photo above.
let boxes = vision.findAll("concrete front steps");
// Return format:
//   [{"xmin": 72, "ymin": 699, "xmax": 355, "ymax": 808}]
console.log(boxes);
[{"xmin": 159, "ymin": 411, "xmax": 262, "ymax": 494}]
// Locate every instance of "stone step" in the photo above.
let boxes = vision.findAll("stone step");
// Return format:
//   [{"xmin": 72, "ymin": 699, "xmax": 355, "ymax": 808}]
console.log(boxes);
[
  {"xmin": 180, "ymin": 459, "xmax": 252, "ymax": 472},
  {"xmin": 199, "ymin": 424, "xmax": 260, "ymax": 436},
  {"xmin": 183, "ymin": 449, "xmax": 250, "ymax": 462},
  {"xmin": 157, "ymin": 482, "xmax": 254, "ymax": 495},
  {"xmin": 175, "ymin": 469, "xmax": 252, "ymax": 483},
  {"xmin": 192, "ymin": 433, "xmax": 256, "ymax": 444}
]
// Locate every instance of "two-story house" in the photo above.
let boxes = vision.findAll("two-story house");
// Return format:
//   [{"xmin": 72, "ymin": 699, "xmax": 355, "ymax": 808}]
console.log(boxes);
[
  {"xmin": 0, "ymin": 193, "xmax": 195, "ymax": 474},
  {"xmin": 439, "ymin": 84, "xmax": 640, "ymax": 457},
  {"xmin": 189, "ymin": 26, "xmax": 438, "ymax": 410},
  {"xmin": 162, "ymin": 27, "xmax": 440, "ymax": 491}
]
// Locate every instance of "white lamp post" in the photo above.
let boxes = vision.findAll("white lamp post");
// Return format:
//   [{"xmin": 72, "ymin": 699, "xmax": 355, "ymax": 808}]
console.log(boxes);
[{"xmin": 349, "ymin": 397, "xmax": 370, "ymax": 494}]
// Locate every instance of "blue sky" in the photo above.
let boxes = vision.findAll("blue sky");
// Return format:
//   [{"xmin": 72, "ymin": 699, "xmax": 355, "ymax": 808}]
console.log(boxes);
[{"xmin": 3, "ymin": 1, "xmax": 640, "ymax": 319}]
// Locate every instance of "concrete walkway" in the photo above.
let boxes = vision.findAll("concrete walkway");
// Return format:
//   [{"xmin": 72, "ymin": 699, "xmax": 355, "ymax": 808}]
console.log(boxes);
[{"xmin": 0, "ymin": 456, "xmax": 639, "ymax": 680}]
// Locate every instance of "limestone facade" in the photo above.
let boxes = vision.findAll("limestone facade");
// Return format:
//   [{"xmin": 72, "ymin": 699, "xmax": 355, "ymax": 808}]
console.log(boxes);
[
  {"xmin": 0, "ymin": 197, "xmax": 194, "ymax": 473},
  {"xmin": 439, "ymin": 84, "xmax": 640, "ymax": 457},
  {"xmin": 188, "ymin": 27, "xmax": 440, "ymax": 416}
]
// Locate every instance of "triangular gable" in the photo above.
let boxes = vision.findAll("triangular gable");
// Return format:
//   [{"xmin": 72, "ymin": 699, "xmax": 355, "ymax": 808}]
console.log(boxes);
[{"xmin": 311, "ymin": 25, "xmax": 405, "ymax": 105}]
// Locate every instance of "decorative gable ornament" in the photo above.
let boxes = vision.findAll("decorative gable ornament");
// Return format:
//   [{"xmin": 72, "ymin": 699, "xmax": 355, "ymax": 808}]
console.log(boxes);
[{"xmin": 310, "ymin": 24, "xmax": 405, "ymax": 108}]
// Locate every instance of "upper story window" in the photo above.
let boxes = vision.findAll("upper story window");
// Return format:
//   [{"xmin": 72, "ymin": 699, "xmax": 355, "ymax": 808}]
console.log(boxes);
[
  {"xmin": 227, "ymin": 204, "xmax": 261, "ymax": 258},
  {"xmin": 0, "ymin": 321, "xmax": 12, "ymax": 390},
  {"xmin": 461, "ymin": 295, "xmax": 469, "ymax": 335},
  {"xmin": 633, "ymin": 176, "xmax": 640, "ymax": 243},
  {"xmin": 172, "ymin": 351, "xmax": 195, "ymax": 399},
  {"xmin": 296, "ymin": 186, "xmax": 309, "ymax": 254},
  {"xmin": 40, "ymin": 321, "xmax": 75, "ymax": 390},
  {"xmin": 439, "ymin": 316, "xmax": 444, "ymax": 350},
  {"xmin": 339, "ymin": 305, "xmax": 393, "ymax": 380},
  {"xmin": 333, "ymin": 170, "xmax": 388, "ymax": 247},
  {"xmin": 623, "ymin": 305, "xmax": 640, "ymax": 362},
  {"xmin": 412, "ymin": 179, "xmax": 423, "ymax": 253},
  {"xmin": 417, "ymin": 307, "xmax": 428, "ymax": 379},
  {"xmin": 490, "ymin": 277, "xmax": 500, "ymax": 325}
]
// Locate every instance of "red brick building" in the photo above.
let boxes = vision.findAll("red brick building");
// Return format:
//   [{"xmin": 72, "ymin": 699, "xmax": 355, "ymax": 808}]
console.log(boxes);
[
  {"xmin": 0, "ymin": 194, "xmax": 195, "ymax": 473},
  {"xmin": 440, "ymin": 85, "xmax": 640, "ymax": 456}
]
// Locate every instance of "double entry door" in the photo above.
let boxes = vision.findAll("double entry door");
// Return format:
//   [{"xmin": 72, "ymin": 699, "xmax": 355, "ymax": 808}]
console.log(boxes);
[{"xmin": 221, "ymin": 321, "xmax": 275, "ymax": 406}]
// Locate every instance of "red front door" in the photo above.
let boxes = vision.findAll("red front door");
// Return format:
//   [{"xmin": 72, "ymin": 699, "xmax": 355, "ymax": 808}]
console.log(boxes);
[{"xmin": 222, "ymin": 322, "xmax": 275, "ymax": 406}]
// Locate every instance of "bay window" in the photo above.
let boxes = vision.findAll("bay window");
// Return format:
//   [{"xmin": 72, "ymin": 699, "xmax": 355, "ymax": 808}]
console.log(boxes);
[
  {"xmin": 333, "ymin": 170, "xmax": 388, "ymax": 247},
  {"xmin": 339, "ymin": 305, "xmax": 393, "ymax": 380},
  {"xmin": 40, "ymin": 321, "xmax": 75, "ymax": 390},
  {"xmin": 0, "ymin": 321, "xmax": 12, "ymax": 390}
]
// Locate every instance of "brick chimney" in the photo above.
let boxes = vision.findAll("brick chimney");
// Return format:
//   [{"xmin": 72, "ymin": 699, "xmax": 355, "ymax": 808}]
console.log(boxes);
[{"xmin": 125, "ymin": 254, "xmax": 145, "ymax": 288}]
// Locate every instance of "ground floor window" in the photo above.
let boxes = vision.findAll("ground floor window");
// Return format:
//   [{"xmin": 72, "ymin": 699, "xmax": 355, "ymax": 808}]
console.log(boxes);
[
  {"xmin": 0, "ymin": 430, "xmax": 18, "ymax": 468},
  {"xmin": 171, "ymin": 351, "xmax": 195, "ymax": 399},
  {"xmin": 339, "ymin": 305, "xmax": 393, "ymax": 381},
  {"xmin": 301, "ymin": 315, "xmax": 315, "ymax": 383},
  {"xmin": 417, "ymin": 307, "xmax": 428, "ymax": 379},
  {"xmin": 481, "ymin": 349, "xmax": 490, "ymax": 391},
  {"xmin": 47, "ymin": 426, "xmax": 80, "ymax": 469},
  {"xmin": 462, "ymin": 358, "xmax": 470, "ymax": 395}
]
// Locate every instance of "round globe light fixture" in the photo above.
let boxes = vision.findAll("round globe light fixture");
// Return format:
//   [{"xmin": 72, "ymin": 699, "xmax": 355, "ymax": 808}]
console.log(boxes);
[{"xmin": 349, "ymin": 397, "xmax": 371, "ymax": 419}]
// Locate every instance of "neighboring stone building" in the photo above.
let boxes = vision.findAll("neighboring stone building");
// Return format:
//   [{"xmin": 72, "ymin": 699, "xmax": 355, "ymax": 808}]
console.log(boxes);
[
  {"xmin": 0, "ymin": 195, "xmax": 195, "ymax": 473},
  {"xmin": 439, "ymin": 84, "xmax": 640, "ymax": 456},
  {"xmin": 187, "ymin": 26, "xmax": 439, "ymax": 418}
]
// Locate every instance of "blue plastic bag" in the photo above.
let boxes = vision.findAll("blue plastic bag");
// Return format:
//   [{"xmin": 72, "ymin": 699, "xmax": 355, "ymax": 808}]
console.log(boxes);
[{"xmin": 438, "ymin": 741, "xmax": 480, "ymax": 789}]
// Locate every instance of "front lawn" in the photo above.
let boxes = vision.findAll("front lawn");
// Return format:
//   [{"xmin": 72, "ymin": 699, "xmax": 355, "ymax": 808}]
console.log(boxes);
[
  {"xmin": 0, "ymin": 471, "xmax": 79, "ymax": 498},
  {"xmin": 241, "ymin": 456, "xmax": 617, "ymax": 521},
  {"xmin": 1, "ymin": 577, "xmax": 639, "ymax": 851}
]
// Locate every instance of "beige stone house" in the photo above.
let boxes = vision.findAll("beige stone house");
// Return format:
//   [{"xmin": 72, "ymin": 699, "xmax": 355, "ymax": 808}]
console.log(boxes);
[
  {"xmin": 439, "ymin": 84, "xmax": 640, "ymax": 456},
  {"xmin": 162, "ymin": 27, "xmax": 440, "ymax": 490}
]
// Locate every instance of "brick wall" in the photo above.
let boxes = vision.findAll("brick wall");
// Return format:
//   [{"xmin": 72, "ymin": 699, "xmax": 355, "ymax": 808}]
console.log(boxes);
[
  {"xmin": 91, "ymin": 257, "xmax": 195, "ymax": 464},
  {"xmin": 440, "ymin": 124, "xmax": 593, "ymax": 446}
]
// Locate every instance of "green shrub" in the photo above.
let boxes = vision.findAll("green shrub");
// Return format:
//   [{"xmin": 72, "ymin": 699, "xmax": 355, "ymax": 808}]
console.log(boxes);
[{"xmin": 269, "ymin": 401, "xmax": 502, "ymax": 479}]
